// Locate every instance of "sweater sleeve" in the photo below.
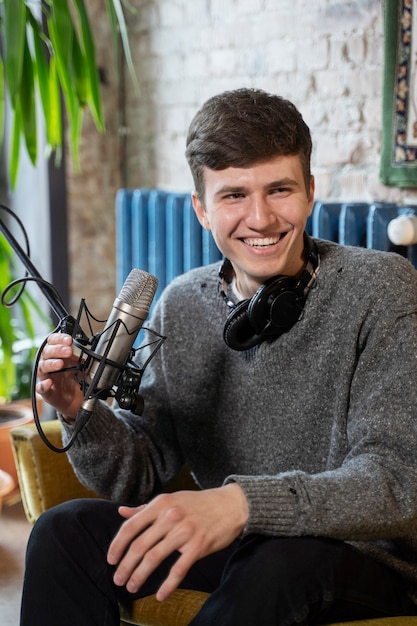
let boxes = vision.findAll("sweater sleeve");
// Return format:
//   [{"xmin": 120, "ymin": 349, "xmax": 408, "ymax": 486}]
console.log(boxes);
[
  {"xmin": 227, "ymin": 306, "xmax": 417, "ymax": 541},
  {"xmin": 60, "ymin": 300, "xmax": 185, "ymax": 505}
]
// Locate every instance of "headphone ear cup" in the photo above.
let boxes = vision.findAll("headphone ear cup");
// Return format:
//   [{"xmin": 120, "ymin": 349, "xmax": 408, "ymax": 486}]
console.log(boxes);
[
  {"xmin": 221, "ymin": 235, "xmax": 319, "ymax": 351},
  {"xmin": 247, "ymin": 276, "xmax": 303, "ymax": 335},
  {"xmin": 223, "ymin": 300, "xmax": 262, "ymax": 351}
]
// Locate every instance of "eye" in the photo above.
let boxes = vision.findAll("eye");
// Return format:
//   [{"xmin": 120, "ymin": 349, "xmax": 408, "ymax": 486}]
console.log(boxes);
[
  {"xmin": 270, "ymin": 186, "xmax": 291, "ymax": 195},
  {"xmin": 223, "ymin": 192, "xmax": 245, "ymax": 200}
]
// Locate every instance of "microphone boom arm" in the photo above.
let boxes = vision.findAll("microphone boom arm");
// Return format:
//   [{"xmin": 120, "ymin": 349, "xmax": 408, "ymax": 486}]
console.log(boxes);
[{"xmin": 0, "ymin": 213, "xmax": 85, "ymax": 343}]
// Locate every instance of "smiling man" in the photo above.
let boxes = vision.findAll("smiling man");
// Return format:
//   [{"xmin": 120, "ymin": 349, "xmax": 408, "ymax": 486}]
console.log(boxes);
[{"xmin": 21, "ymin": 88, "xmax": 417, "ymax": 625}]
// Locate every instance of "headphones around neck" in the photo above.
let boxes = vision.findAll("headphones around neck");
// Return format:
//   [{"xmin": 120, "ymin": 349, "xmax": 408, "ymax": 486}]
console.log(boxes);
[{"xmin": 219, "ymin": 234, "xmax": 319, "ymax": 351}]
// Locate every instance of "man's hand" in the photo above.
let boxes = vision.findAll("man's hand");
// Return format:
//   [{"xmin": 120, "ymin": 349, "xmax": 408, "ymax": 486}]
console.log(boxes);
[
  {"xmin": 107, "ymin": 483, "xmax": 249, "ymax": 601},
  {"xmin": 36, "ymin": 332, "xmax": 84, "ymax": 423}
]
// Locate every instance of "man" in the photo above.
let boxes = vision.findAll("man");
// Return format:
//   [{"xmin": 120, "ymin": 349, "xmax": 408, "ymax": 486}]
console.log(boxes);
[{"xmin": 21, "ymin": 88, "xmax": 417, "ymax": 625}]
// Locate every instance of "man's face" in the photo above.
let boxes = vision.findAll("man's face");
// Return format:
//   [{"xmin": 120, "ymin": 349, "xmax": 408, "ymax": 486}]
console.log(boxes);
[{"xmin": 192, "ymin": 154, "xmax": 315, "ymax": 298}]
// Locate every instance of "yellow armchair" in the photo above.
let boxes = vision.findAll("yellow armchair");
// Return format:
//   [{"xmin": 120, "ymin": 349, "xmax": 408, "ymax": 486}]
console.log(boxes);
[{"xmin": 10, "ymin": 421, "xmax": 417, "ymax": 626}]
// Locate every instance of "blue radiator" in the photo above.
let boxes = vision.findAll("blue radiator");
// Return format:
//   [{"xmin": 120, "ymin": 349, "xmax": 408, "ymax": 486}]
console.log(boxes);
[
  {"xmin": 116, "ymin": 189, "xmax": 222, "ymax": 302},
  {"xmin": 116, "ymin": 190, "xmax": 417, "ymax": 299},
  {"xmin": 310, "ymin": 201, "xmax": 417, "ymax": 267}
]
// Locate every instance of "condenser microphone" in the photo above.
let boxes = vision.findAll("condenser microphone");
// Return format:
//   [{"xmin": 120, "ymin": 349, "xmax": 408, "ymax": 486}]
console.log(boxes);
[{"xmin": 75, "ymin": 269, "xmax": 158, "ymax": 428}]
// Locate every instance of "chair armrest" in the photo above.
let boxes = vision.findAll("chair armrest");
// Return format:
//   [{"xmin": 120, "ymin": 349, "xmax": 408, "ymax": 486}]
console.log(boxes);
[{"xmin": 10, "ymin": 420, "xmax": 98, "ymax": 524}]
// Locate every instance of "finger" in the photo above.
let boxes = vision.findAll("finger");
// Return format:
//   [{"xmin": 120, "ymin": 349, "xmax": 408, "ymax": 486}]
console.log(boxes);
[
  {"xmin": 47, "ymin": 332, "xmax": 73, "ymax": 346},
  {"xmin": 125, "ymin": 530, "xmax": 202, "ymax": 599},
  {"xmin": 118, "ymin": 504, "xmax": 146, "ymax": 520},
  {"xmin": 107, "ymin": 506, "xmax": 151, "ymax": 565},
  {"xmin": 38, "ymin": 355, "xmax": 65, "ymax": 376},
  {"xmin": 37, "ymin": 339, "xmax": 79, "ymax": 384},
  {"xmin": 42, "ymin": 342, "xmax": 74, "ymax": 363},
  {"xmin": 110, "ymin": 507, "xmax": 186, "ymax": 590},
  {"xmin": 35, "ymin": 377, "xmax": 53, "ymax": 395},
  {"xmin": 156, "ymin": 550, "xmax": 196, "ymax": 601},
  {"xmin": 118, "ymin": 529, "xmax": 184, "ymax": 594}
]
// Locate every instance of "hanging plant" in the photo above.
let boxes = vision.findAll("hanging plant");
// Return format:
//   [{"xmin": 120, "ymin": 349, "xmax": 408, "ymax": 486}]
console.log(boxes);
[{"xmin": 0, "ymin": 0, "xmax": 137, "ymax": 187}]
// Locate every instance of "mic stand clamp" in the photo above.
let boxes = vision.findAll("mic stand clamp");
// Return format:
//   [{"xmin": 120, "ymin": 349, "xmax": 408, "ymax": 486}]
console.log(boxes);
[{"xmin": 115, "ymin": 367, "xmax": 145, "ymax": 415}]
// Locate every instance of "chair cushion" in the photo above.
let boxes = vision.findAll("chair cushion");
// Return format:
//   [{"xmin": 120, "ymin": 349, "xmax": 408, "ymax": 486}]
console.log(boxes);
[{"xmin": 119, "ymin": 589, "xmax": 209, "ymax": 626}]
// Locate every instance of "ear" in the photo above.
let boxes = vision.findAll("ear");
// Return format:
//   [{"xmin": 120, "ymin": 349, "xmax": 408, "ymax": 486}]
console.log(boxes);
[{"xmin": 192, "ymin": 191, "xmax": 211, "ymax": 230}]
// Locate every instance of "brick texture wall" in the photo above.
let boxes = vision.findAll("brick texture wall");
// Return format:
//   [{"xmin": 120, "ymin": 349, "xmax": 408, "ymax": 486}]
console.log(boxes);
[{"xmin": 67, "ymin": 0, "xmax": 412, "ymax": 319}]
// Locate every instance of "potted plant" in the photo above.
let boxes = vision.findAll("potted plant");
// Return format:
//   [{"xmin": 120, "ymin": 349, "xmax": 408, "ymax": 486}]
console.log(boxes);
[
  {"xmin": 0, "ymin": 0, "xmax": 137, "ymax": 187},
  {"xmin": 0, "ymin": 224, "xmax": 52, "ymax": 500}
]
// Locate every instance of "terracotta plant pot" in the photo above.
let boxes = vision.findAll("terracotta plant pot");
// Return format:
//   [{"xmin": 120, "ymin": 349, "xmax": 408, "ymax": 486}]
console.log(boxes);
[{"xmin": 0, "ymin": 402, "xmax": 34, "ymax": 503}]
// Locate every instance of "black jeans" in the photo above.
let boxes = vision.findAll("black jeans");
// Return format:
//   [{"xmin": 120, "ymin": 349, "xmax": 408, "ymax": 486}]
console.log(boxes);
[{"xmin": 20, "ymin": 498, "xmax": 417, "ymax": 626}]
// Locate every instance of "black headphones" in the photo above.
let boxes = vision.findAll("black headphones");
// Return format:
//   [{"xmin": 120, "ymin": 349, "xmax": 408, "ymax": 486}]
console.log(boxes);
[{"xmin": 219, "ymin": 234, "xmax": 319, "ymax": 351}]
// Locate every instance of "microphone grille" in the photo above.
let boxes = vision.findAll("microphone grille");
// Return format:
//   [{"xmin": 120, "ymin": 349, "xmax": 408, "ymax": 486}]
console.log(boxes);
[{"xmin": 120, "ymin": 269, "xmax": 158, "ymax": 311}]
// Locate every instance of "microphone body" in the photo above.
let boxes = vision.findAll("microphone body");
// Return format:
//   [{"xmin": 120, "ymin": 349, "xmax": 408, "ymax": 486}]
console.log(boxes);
[{"xmin": 76, "ymin": 269, "xmax": 158, "ymax": 424}]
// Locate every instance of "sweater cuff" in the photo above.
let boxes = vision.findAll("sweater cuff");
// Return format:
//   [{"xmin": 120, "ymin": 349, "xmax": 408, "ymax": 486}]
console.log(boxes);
[
  {"xmin": 224, "ymin": 473, "xmax": 307, "ymax": 536},
  {"xmin": 58, "ymin": 400, "xmax": 113, "ymax": 445}
]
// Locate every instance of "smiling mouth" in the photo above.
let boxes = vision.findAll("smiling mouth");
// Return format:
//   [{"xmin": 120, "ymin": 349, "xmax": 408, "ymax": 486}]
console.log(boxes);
[{"xmin": 242, "ymin": 233, "xmax": 287, "ymax": 248}]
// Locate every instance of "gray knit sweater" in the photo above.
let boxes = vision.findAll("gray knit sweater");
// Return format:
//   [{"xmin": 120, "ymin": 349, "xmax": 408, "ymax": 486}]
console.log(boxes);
[{"xmin": 63, "ymin": 239, "xmax": 417, "ymax": 600}]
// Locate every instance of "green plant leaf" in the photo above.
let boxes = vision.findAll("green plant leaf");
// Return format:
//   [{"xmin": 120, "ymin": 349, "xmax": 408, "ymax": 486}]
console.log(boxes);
[
  {"xmin": 0, "ymin": 236, "xmax": 19, "ymax": 401},
  {"xmin": 19, "ymin": 35, "xmax": 37, "ymax": 165},
  {"xmin": 0, "ymin": 56, "xmax": 4, "ymax": 151},
  {"xmin": 71, "ymin": 25, "xmax": 89, "ymax": 109},
  {"xmin": 3, "ymin": 0, "xmax": 26, "ymax": 104},
  {"xmin": 28, "ymin": 9, "xmax": 51, "ymax": 139},
  {"xmin": 0, "ymin": 240, "xmax": 15, "ymax": 354},
  {"xmin": 47, "ymin": 1, "xmax": 76, "ymax": 122},
  {"xmin": 106, "ymin": 0, "xmax": 139, "ymax": 95},
  {"xmin": 48, "ymin": 55, "xmax": 62, "ymax": 152},
  {"xmin": 68, "ymin": 102, "xmax": 83, "ymax": 171},
  {"xmin": 104, "ymin": 0, "xmax": 119, "ymax": 68},
  {"xmin": 18, "ymin": 295, "xmax": 35, "ymax": 341},
  {"xmin": 72, "ymin": 0, "xmax": 105, "ymax": 130},
  {"xmin": 10, "ymin": 106, "xmax": 22, "ymax": 189},
  {"xmin": 47, "ymin": 1, "xmax": 81, "ymax": 162},
  {"xmin": 26, "ymin": 4, "xmax": 62, "ymax": 160}
]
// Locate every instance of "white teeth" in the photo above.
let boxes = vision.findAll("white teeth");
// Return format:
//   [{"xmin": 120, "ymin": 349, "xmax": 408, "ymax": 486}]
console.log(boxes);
[{"xmin": 244, "ymin": 236, "xmax": 281, "ymax": 247}]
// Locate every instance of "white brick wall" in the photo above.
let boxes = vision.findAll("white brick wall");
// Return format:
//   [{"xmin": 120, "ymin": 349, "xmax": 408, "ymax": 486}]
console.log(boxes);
[
  {"xmin": 67, "ymin": 0, "xmax": 413, "ymax": 320},
  {"xmin": 124, "ymin": 0, "xmax": 406, "ymax": 205}
]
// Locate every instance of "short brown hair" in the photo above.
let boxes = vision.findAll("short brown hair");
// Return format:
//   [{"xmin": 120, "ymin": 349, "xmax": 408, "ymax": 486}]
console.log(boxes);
[{"xmin": 185, "ymin": 88, "xmax": 312, "ymax": 202}]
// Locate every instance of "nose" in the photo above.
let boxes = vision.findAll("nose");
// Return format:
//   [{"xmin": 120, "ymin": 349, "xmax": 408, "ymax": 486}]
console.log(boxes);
[{"xmin": 245, "ymin": 194, "xmax": 276, "ymax": 229}]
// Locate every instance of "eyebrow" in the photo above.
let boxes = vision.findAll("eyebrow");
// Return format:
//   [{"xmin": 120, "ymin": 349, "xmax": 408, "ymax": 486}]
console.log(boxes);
[
  {"xmin": 213, "ymin": 177, "xmax": 301, "ymax": 197},
  {"xmin": 266, "ymin": 177, "xmax": 300, "ymax": 189}
]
